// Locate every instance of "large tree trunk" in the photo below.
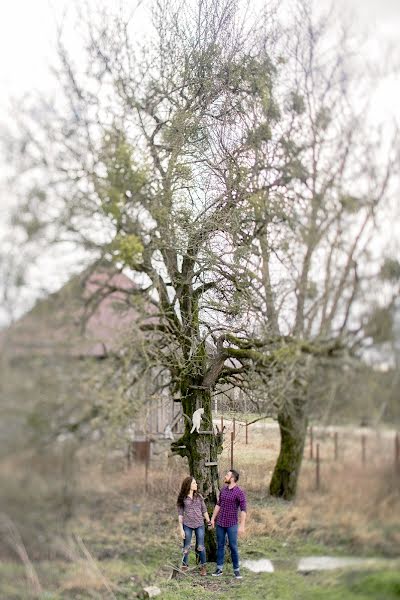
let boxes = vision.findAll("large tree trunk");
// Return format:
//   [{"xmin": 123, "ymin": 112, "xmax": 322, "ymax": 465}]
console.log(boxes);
[
  {"xmin": 269, "ymin": 396, "xmax": 308, "ymax": 500},
  {"xmin": 171, "ymin": 387, "xmax": 222, "ymax": 562}
]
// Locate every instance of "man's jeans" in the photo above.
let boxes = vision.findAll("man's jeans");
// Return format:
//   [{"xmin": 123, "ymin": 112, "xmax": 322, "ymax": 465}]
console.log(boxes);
[
  {"xmin": 182, "ymin": 524, "xmax": 206, "ymax": 565},
  {"xmin": 216, "ymin": 524, "xmax": 239, "ymax": 571}
]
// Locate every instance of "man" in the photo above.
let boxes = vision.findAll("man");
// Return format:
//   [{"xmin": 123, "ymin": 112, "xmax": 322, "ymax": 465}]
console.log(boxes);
[{"xmin": 210, "ymin": 469, "xmax": 247, "ymax": 579}]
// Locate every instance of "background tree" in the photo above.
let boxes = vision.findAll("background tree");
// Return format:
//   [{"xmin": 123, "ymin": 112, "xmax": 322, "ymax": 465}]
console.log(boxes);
[{"xmin": 199, "ymin": 2, "xmax": 399, "ymax": 499}]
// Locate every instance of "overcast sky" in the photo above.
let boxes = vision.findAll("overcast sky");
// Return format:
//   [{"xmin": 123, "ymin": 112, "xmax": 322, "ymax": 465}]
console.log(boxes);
[
  {"xmin": 1, "ymin": 0, "xmax": 398, "ymax": 159},
  {"xmin": 0, "ymin": 0, "xmax": 399, "ymax": 99},
  {"xmin": 0, "ymin": 0, "xmax": 399, "ymax": 326}
]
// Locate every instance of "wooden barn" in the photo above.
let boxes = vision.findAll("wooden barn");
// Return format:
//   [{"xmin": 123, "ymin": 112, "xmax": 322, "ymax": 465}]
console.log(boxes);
[{"xmin": 0, "ymin": 263, "xmax": 184, "ymax": 452}]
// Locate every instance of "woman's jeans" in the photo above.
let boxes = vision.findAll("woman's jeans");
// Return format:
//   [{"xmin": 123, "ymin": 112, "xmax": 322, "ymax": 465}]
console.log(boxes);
[
  {"xmin": 216, "ymin": 524, "xmax": 239, "ymax": 570},
  {"xmin": 182, "ymin": 524, "xmax": 206, "ymax": 565}
]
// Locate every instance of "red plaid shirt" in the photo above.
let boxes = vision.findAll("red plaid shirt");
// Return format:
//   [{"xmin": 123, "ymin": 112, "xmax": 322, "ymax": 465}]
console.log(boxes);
[{"xmin": 216, "ymin": 485, "xmax": 247, "ymax": 527}]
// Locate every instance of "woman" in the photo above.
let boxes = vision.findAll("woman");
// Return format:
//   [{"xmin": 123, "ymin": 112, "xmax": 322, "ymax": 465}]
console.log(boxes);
[{"xmin": 177, "ymin": 476, "xmax": 211, "ymax": 576}]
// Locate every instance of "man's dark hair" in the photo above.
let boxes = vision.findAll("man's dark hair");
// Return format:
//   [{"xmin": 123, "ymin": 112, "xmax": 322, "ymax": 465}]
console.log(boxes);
[{"xmin": 230, "ymin": 469, "xmax": 239, "ymax": 482}]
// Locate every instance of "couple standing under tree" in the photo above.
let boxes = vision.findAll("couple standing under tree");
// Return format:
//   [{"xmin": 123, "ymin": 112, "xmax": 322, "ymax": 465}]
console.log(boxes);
[{"xmin": 177, "ymin": 469, "xmax": 247, "ymax": 579}]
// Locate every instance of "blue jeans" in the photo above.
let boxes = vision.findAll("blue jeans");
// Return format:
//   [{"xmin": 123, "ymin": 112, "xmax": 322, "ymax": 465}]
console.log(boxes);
[
  {"xmin": 216, "ymin": 524, "xmax": 239, "ymax": 571},
  {"xmin": 182, "ymin": 524, "xmax": 206, "ymax": 566}
]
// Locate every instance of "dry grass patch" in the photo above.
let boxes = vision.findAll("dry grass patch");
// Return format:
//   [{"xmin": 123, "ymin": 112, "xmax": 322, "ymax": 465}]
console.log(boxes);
[{"xmin": 217, "ymin": 423, "xmax": 400, "ymax": 555}]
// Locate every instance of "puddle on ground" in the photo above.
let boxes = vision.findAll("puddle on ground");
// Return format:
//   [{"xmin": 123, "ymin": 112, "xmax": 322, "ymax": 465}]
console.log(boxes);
[
  {"xmin": 241, "ymin": 559, "xmax": 274, "ymax": 573},
  {"xmin": 297, "ymin": 557, "xmax": 368, "ymax": 572},
  {"xmin": 242, "ymin": 556, "xmax": 399, "ymax": 574},
  {"xmin": 272, "ymin": 559, "xmax": 297, "ymax": 571}
]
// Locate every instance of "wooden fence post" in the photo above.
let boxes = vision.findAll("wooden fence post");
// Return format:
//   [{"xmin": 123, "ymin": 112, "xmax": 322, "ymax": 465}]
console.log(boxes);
[
  {"xmin": 221, "ymin": 415, "xmax": 224, "ymax": 432},
  {"xmin": 145, "ymin": 455, "xmax": 149, "ymax": 494},
  {"xmin": 233, "ymin": 417, "xmax": 236, "ymax": 440},
  {"xmin": 316, "ymin": 443, "xmax": 320, "ymax": 490},
  {"xmin": 310, "ymin": 426, "xmax": 314, "ymax": 460},
  {"xmin": 361, "ymin": 434, "xmax": 366, "ymax": 465},
  {"xmin": 230, "ymin": 432, "xmax": 234, "ymax": 470}
]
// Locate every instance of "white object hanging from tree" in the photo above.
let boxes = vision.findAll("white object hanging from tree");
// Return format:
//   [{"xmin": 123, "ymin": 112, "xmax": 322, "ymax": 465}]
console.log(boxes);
[{"xmin": 190, "ymin": 408, "xmax": 204, "ymax": 433}]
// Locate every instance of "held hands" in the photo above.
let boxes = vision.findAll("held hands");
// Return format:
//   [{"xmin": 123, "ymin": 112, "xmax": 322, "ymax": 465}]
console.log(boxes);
[{"xmin": 210, "ymin": 519, "xmax": 215, "ymax": 529}]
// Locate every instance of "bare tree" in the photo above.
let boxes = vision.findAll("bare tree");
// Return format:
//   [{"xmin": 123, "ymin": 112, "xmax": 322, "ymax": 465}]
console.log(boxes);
[
  {"xmin": 2, "ymin": 0, "xmax": 284, "ymax": 556},
  {"xmin": 207, "ymin": 2, "xmax": 399, "ymax": 498}
]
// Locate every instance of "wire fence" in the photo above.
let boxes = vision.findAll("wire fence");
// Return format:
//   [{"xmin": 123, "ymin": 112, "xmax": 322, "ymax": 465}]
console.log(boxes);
[{"xmin": 216, "ymin": 415, "xmax": 400, "ymax": 491}]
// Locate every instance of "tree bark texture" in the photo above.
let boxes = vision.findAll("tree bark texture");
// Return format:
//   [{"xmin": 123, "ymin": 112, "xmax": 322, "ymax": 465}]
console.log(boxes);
[
  {"xmin": 269, "ymin": 396, "xmax": 308, "ymax": 500},
  {"xmin": 171, "ymin": 387, "xmax": 222, "ymax": 561}
]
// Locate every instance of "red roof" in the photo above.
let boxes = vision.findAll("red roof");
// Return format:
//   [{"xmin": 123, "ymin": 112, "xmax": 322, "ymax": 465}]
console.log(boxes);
[{"xmin": 0, "ymin": 266, "xmax": 143, "ymax": 358}]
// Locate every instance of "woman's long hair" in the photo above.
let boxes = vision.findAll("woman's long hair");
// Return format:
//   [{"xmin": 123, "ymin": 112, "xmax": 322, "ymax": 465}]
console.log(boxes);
[{"xmin": 177, "ymin": 476, "xmax": 197, "ymax": 509}]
